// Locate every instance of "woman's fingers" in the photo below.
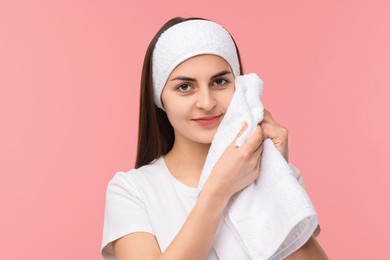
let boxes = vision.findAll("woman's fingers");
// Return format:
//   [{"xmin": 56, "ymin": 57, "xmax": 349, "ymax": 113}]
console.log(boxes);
[
  {"xmin": 260, "ymin": 122, "xmax": 288, "ymax": 141},
  {"xmin": 259, "ymin": 109, "xmax": 289, "ymax": 162},
  {"xmin": 260, "ymin": 108, "xmax": 288, "ymax": 142},
  {"xmin": 262, "ymin": 108, "xmax": 276, "ymax": 125},
  {"xmin": 240, "ymin": 124, "xmax": 263, "ymax": 152},
  {"xmin": 230, "ymin": 121, "xmax": 248, "ymax": 148},
  {"xmin": 211, "ymin": 121, "xmax": 265, "ymax": 198}
]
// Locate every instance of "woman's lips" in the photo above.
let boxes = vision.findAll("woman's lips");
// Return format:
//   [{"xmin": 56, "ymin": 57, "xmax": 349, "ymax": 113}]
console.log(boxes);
[{"xmin": 193, "ymin": 115, "xmax": 222, "ymax": 126}]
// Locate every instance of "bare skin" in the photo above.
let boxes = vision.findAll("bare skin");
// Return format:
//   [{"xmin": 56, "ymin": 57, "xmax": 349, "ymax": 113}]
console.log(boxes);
[{"xmin": 113, "ymin": 54, "xmax": 328, "ymax": 259}]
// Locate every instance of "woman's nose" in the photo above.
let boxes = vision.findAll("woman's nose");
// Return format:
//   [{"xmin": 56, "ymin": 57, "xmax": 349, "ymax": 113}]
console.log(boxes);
[{"xmin": 195, "ymin": 86, "xmax": 216, "ymax": 111}]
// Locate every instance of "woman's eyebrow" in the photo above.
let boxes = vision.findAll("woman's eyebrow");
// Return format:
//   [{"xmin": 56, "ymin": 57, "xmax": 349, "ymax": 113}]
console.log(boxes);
[{"xmin": 170, "ymin": 70, "xmax": 232, "ymax": 82}]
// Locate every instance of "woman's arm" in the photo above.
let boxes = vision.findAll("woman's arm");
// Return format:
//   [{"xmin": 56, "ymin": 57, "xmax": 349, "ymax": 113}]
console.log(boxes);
[
  {"xmin": 284, "ymin": 235, "xmax": 328, "ymax": 260},
  {"xmin": 113, "ymin": 122, "xmax": 263, "ymax": 260},
  {"xmin": 112, "ymin": 179, "xmax": 230, "ymax": 260},
  {"xmin": 159, "ymin": 178, "xmax": 232, "ymax": 259}
]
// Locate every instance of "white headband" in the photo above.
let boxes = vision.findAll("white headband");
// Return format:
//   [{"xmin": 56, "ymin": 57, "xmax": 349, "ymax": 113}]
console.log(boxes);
[{"xmin": 152, "ymin": 19, "xmax": 241, "ymax": 110}]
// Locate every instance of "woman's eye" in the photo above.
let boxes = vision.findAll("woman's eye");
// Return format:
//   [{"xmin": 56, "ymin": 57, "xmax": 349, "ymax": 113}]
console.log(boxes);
[
  {"xmin": 176, "ymin": 83, "xmax": 192, "ymax": 93},
  {"xmin": 214, "ymin": 78, "xmax": 229, "ymax": 86}
]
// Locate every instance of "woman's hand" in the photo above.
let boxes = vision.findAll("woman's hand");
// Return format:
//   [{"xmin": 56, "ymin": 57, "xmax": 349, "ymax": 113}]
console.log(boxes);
[
  {"xmin": 207, "ymin": 122, "xmax": 264, "ymax": 200},
  {"xmin": 206, "ymin": 109, "xmax": 289, "ymax": 200},
  {"xmin": 260, "ymin": 108, "xmax": 289, "ymax": 162}
]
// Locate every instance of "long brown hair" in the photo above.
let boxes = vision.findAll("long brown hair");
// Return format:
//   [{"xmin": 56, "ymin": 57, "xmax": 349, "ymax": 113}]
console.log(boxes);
[{"xmin": 135, "ymin": 17, "xmax": 244, "ymax": 169}]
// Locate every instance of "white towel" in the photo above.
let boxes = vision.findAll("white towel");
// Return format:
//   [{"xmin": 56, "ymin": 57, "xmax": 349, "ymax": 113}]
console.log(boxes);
[{"xmin": 196, "ymin": 73, "xmax": 319, "ymax": 260}]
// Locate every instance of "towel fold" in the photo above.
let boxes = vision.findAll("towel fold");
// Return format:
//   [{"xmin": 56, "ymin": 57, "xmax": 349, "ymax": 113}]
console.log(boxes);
[{"xmin": 196, "ymin": 73, "xmax": 319, "ymax": 260}]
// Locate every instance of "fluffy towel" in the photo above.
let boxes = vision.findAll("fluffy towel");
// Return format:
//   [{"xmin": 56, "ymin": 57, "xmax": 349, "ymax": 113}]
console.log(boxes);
[{"xmin": 196, "ymin": 73, "xmax": 319, "ymax": 260}]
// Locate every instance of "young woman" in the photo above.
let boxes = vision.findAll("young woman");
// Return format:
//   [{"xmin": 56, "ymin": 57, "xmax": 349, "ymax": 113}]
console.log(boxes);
[{"xmin": 101, "ymin": 17, "xmax": 327, "ymax": 260}]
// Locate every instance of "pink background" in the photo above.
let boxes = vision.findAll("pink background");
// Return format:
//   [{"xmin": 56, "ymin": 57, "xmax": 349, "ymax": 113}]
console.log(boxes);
[{"xmin": 1, "ymin": 0, "xmax": 389, "ymax": 259}]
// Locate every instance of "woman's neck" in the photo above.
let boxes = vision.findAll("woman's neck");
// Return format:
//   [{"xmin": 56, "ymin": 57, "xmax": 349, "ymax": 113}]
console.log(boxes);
[{"xmin": 164, "ymin": 137, "xmax": 211, "ymax": 180}]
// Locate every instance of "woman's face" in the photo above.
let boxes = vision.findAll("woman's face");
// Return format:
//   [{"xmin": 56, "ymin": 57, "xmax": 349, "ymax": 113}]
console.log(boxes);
[{"xmin": 161, "ymin": 54, "xmax": 235, "ymax": 145}]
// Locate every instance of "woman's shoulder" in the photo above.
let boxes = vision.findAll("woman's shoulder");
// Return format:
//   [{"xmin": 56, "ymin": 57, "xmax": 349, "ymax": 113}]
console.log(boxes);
[{"xmin": 107, "ymin": 156, "xmax": 166, "ymax": 190}]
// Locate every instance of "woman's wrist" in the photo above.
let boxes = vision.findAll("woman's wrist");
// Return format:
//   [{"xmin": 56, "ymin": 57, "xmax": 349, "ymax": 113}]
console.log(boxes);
[{"xmin": 201, "ymin": 174, "xmax": 232, "ymax": 205}]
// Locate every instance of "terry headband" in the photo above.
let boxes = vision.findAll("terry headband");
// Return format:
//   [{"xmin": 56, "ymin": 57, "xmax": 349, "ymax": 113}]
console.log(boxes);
[{"xmin": 152, "ymin": 19, "xmax": 241, "ymax": 110}]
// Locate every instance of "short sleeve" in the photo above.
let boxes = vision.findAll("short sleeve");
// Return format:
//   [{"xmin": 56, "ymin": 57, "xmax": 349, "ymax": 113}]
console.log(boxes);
[
  {"xmin": 288, "ymin": 163, "xmax": 322, "ymax": 237},
  {"xmin": 101, "ymin": 171, "xmax": 155, "ymax": 260}
]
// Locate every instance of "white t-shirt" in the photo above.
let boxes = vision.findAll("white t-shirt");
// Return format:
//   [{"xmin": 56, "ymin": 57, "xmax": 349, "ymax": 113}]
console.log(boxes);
[{"xmin": 100, "ymin": 156, "xmax": 304, "ymax": 259}]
